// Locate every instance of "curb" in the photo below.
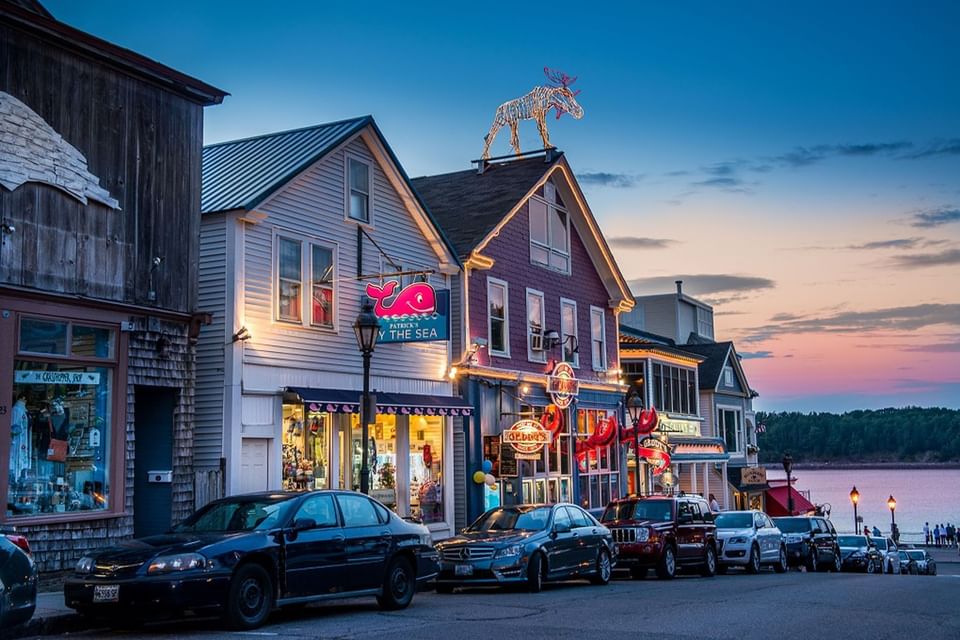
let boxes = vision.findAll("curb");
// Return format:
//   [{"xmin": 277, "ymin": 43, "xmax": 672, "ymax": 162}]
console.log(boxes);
[{"xmin": 0, "ymin": 612, "xmax": 101, "ymax": 640}]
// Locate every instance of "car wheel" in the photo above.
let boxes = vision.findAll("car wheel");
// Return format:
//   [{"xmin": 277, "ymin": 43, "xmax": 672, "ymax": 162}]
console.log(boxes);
[
  {"xmin": 806, "ymin": 548, "xmax": 819, "ymax": 572},
  {"xmin": 831, "ymin": 549, "xmax": 842, "ymax": 573},
  {"xmin": 656, "ymin": 546, "xmax": 677, "ymax": 580},
  {"xmin": 774, "ymin": 546, "xmax": 788, "ymax": 574},
  {"xmin": 630, "ymin": 567, "xmax": 648, "ymax": 580},
  {"xmin": 701, "ymin": 544, "xmax": 717, "ymax": 578},
  {"xmin": 377, "ymin": 556, "xmax": 416, "ymax": 610},
  {"xmin": 746, "ymin": 544, "xmax": 761, "ymax": 574},
  {"xmin": 223, "ymin": 563, "xmax": 274, "ymax": 631},
  {"xmin": 931, "ymin": 565, "xmax": 937, "ymax": 576},
  {"xmin": 526, "ymin": 552, "xmax": 547, "ymax": 593},
  {"xmin": 435, "ymin": 583, "xmax": 455, "ymax": 594},
  {"xmin": 590, "ymin": 548, "xmax": 612, "ymax": 585}
]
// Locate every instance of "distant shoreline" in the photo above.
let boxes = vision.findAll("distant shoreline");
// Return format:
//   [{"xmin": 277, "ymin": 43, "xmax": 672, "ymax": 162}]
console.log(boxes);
[{"xmin": 763, "ymin": 462, "xmax": 960, "ymax": 470}]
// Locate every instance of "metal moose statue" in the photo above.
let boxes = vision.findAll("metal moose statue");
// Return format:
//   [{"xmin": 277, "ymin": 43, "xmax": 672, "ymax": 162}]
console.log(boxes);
[{"xmin": 481, "ymin": 68, "xmax": 584, "ymax": 159}]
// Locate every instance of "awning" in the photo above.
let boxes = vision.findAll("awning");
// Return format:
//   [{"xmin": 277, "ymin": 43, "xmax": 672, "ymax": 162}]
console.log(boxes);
[
  {"xmin": 285, "ymin": 387, "xmax": 473, "ymax": 417},
  {"xmin": 764, "ymin": 485, "xmax": 816, "ymax": 517},
  {"xmin": 666, "ymin": 436, "xmax": 730, "ymax": 462}
]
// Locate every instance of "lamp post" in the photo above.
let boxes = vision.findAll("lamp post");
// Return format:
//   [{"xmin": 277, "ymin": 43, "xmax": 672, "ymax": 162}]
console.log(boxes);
[
  {"xmin": 782, "ymin": 453, "xmax": 794, "ymax": 515},
  {"xmin": 626, "ymin": 391, "xmax": 644, "ymax": 497},
  {"xmin": 888, "ymin": 494, "xmax": 897, "ymax": 530},
  {"xmin": 849, "ymin": 486, "xmax": 860, "ymax": 534},
  {"xmin": 353, "ymin": 300, "xmax": 381, "ymax": 495}
]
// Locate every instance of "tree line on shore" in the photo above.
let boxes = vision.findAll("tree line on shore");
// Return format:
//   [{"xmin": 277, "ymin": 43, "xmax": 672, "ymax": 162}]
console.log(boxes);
[{"xmin": 756, "ymin": 407, "xmax": 960, "ymax": 463}]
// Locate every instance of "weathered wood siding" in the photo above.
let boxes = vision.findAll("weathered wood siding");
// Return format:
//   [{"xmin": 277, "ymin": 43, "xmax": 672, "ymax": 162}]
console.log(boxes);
[{"xmin": 0, "ymin": 20, "xmax": 203, "ymax": 313}]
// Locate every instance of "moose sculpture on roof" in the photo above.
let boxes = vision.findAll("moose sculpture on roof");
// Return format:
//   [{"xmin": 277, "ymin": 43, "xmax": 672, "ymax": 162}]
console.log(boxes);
[{"xmin": 481, "ymin": 67, "xmax": 584, "ymax": 159}]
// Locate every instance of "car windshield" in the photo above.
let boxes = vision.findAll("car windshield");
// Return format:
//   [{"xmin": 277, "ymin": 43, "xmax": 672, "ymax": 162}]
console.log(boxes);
[
  {"xmin": 838, "ymin": 535, "xmax": 868, "ymax": 547},
  {"xmin": 907, "ymin": 551, "xmax": 925, "ymax": 560},
  {"xmin": 601, "ymin": 500, "xmax": 673, "ymax": 523},
  {"xmin": 873, "ymin": 539, "xmax": 888, "ymax": 550},
  {"xmin": 716, "ymin": 513, "xmax": 753, "ymax": 529},
  {"xmin": 468, "ymin": 507, "xmax": 552, "ymax": 532},
  {"xmin": 773, "ymin": 518, "xmax": 811, "ymax": 533},
  {"xmin": 173, "ymin": 497, "xmax": 294, "ymax": 533}
]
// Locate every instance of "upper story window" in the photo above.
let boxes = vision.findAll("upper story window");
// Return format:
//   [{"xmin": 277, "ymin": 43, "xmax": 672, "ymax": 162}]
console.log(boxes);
[
  {"xmin": 526, "ymin": 289, "xmax": 546, "ymax": 363},
  {"xmin": 590, "ymin": 306, "xmax": 606, "ymax": 371},
  {"xmin": 560, "ymin": 298, "xmax": 579, "ymax": 367},
  {"xmin": 347, "ymin": 157, "xmax": 371, "ymax": 224},
  {"xmin": 487, "ymin": 277, "xmax": 509, "ymax": 357},
  {"xmin": 652, "ymin": 363, "xmax": 698, "ymax": 416},
  {"xmin": 529, "ymin": 182, "xmax": 570, "ymax": 274},
  {"xmin": 723, "ymin": 365, "xmax": 734, "ymax": 387},
  {"xmin": 697, "ymin": 307, "xmax": 714, "ymax": 339},
  {"xmin": 719, "ymin": 407, "xmax": 743, "ymax": 454},
  {"xmin": 276, "ymin": 233, "xmax": 337, "ymax": 328}
]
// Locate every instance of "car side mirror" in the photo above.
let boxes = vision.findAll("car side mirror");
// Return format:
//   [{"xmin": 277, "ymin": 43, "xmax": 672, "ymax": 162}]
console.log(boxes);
[
  {"xmin": 292, "ymin": 517, "xmax": 317, "ymax": 532},
  {"xmin": 553, "ymin": 522, "xmax": 571, "ymax": 535}
]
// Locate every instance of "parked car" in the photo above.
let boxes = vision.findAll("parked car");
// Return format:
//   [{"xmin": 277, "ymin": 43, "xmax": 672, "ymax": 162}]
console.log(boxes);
[
  {"xmin": 65, "ymin": 491, "xmax": 439, "ymax": 630},
  {"xmin": 905, "ymin": 549, "xmax": 937, "ymax": 575},
  {"xmin": 0, "ymin": 526, "xmax": 38, "ymax": 628},
  {"xmin": 772, "ymin": 516, "xmax": 842, "ymax": 572},
  {"xmin": 837, "ymin": 534, "xmax": 883, "ymax": 573},
  {"xmin": 871, "ymin": 536, "xmax": 901, "ymax": 574},
  {"xmin": 600, "ymin": 494, "xmax": 717, "ymax": 580},
  {"xmin": 434, "ymin": 503, "xmax": 614, "ymax": 593},
  {"xmin": 897, "ymin": 550, "xmax": 918, "ymax": 575},
  {"xmin": 714, "ymin": 510, "xmax": 787, "ymax": 573}
]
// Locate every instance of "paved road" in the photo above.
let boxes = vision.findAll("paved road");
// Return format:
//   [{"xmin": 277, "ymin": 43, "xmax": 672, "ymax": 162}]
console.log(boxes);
[{"xmin": 29, "ymin": 567, "xmax": 960, "ymax": 640}]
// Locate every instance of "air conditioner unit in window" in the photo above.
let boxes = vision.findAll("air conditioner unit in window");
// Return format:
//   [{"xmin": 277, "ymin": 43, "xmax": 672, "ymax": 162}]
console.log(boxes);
[{"xmin": 530, "ymin": 333, "xmax": 544, "ymax": 352}]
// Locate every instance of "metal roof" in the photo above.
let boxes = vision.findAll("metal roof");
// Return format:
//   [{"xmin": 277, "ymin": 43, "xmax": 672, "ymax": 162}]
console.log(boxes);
[{"xmin": 201, "ymin": 116, "xmax": 370, "ymax": 214}]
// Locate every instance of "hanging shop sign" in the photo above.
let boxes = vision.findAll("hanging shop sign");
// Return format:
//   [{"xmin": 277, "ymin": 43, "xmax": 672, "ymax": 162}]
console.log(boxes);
[
  {"xmin": 15, "ymin": 371, "xmax": 101, "ymax": 385},
  {"xmin": 502, "ymin": 419, "xmax": 552, "ymax": 458},
  {"xmin": 546, "ymin": 362, "xmax": 579, "ymax": 409},
  {"xmin": 365, "ymin": 280, "xmax": 450, "ymax": 344},
  {"xmin": 740, "ymin": 467, "xmax": 767, "ymax": 486},
  {"xmin": 656, "ymin": 416, "xmax": 700, "ymax": 436},
  {"xmin": 637, "ymin": 436, "xmax": 672, "ymax": 476}
]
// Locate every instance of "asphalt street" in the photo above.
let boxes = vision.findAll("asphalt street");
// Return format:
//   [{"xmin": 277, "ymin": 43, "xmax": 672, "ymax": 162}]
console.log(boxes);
[{"xmin": 34, "ymin": 563, "xmax": 960, "ymax": 640}]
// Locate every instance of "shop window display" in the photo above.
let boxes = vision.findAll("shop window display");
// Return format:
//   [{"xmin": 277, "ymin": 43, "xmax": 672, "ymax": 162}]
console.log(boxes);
[
  {"xmin": 409, "ymin": 416, "xmax": 443, "ymax": 524},
  {"xmin": 576, "ymin": 409, "xmax": 620, "ymax": 510},
  {"xmin": 350, "ymin": 414, "xmax": 397, "ymax": 509},
  {"xmin": 281, "ymin": 405, "xmax": 329, "ymax": 491}
]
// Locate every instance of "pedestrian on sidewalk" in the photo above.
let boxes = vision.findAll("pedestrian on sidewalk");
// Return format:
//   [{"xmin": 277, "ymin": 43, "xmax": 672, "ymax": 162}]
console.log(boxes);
[
  {"xmin": 872, "ymin": 525, "xmax": 881, "ymax": 538},
  {"xmin": 924, "ymin": 522, "xmax": 931, "ymax": 545},
  {"xmin": 934, "ymin": 524, "xmax": 941, "ymax": 546},
  {"xmin": 709, "ymin": 493, "xmax": 720, "ymax": 512},
  {"xmin": 864, "ymin": 525, "xmax": 871, "ymax": 537}
]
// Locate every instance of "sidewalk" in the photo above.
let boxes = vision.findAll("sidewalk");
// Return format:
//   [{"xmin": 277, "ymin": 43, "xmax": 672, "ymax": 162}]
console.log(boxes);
[{"xmin": 0, "ymin": 592, "xmax": 93, "ymax": 640}]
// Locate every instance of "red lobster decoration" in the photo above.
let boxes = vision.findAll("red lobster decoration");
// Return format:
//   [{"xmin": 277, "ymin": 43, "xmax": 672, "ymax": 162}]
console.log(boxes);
[{"xmin": 620, "ymin": 406, "xmax": 659, "ymax": 443}]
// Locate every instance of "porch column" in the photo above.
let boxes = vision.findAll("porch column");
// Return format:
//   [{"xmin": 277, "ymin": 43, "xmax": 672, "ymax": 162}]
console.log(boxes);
[
  {"xmin": 690, "ymin": 463, "xmax": 698, "ymax": 495},
  {"xmin": 721, "ymin": 462, "xmax": 729, "ymax": 509},
  {"xmin": 703, "ymin": 464, "xmax": 710, "ymax": 502}
]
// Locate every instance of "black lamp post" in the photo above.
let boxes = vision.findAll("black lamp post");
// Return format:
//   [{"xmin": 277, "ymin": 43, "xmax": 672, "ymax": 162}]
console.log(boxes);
[
  {"xmin": 849, "ymin": 486, "xmax": 860, "ymax": 534},
  {"xmin": 782, "ymin": 453, "xmax": 794, "ymax": 515},
  {"xmin": 887, "ymin": 494, "xmax": 896, "ymax": 529},
  {"xmin": 353, "ymin": 300, "xmax": 380, "ymax": 495},
  {"xmin": 626, "ymin": 391, "xmax": 644, "ymax": 497}
]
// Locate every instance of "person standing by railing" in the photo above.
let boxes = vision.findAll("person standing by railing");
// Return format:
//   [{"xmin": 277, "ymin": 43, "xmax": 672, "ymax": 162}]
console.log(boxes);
[{"xmin": 924, "ymin": 522, "xmax": 931, "ymax": 545}]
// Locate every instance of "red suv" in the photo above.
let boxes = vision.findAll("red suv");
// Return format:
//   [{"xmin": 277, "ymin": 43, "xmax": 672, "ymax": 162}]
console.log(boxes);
[{"xmin": 600, "ymin": 495, "xmax": 717, "ymax": 580}]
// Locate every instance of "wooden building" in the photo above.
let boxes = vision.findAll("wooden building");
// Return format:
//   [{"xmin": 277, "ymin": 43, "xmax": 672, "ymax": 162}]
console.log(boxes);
[{"xmin": 0, "ymin": 0, "xmax": 225, "ymax": 570}]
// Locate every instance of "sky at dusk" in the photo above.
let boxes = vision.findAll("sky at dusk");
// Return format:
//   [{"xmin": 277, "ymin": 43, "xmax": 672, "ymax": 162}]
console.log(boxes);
[{"xmin": 44, "ymin": 1, "xmax": 960, "ymax": 412}]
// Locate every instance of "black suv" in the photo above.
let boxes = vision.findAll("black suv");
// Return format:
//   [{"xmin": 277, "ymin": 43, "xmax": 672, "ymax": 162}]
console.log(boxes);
[
  {"xmin": 773, "ymin": 516, "xmax": 842, "ymax": 572},
  {"xmin": 600, "ymin": 495, "xmax": 717, "ymax": 580}
]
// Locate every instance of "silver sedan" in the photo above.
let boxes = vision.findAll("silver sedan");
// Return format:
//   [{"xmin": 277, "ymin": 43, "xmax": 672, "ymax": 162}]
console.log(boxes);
[{"xmin": 715, "ymin": 510, "xmax": 787, "ymax": 573}]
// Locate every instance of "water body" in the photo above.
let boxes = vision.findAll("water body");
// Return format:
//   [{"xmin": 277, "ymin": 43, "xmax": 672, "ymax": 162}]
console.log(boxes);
[{"xmin": 765, "ymin": 468, "xmax": 960, "ymax": 543}]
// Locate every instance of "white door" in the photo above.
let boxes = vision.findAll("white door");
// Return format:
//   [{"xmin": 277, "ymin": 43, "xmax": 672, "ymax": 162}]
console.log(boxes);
[{"xmin": 240, "ymin": 438, "xmax": 270, "ymax": 494}]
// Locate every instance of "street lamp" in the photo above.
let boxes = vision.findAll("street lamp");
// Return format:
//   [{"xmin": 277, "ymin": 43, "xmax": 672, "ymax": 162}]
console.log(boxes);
[
  {"xmin": 782, "ymin": 453, "xmax": 794, "ymax": 515},
  {"xmin": 888, "ymin": 494, "xmax": 897, "ymax": 529},
  {"xmin": 353, "ymin": 299, "xmax": 381, "ymax": 495},
  {"xmin": 849, "ymin": 486, "xmax": 860, "ymax": 534},
  {"xmin": 626, "ymin": 391, "xmax": 644, "ymax": 497}
]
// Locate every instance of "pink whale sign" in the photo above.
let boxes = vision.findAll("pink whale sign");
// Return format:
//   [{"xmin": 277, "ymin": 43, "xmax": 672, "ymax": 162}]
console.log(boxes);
[{"xmin": 365, "ymin": 280, "xmax": 437, "ymax": 317}]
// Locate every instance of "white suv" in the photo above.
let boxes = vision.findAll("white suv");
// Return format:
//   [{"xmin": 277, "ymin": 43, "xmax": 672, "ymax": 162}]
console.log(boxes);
[
  {"xmin": 715, "ymin": 510, "xmax": 787, "ymax": 573},
  {"xmin": 871, "ymin": 536, "xmax": 901, "ymax": 574}
]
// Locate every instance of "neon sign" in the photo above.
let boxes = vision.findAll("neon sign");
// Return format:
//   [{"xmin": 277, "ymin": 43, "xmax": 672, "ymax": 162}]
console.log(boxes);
[
  {"xmin": 502, "ymin": 419, "xmax": 552, "ymax": 457},
  {"xmin": 547, "ymin": 361, "xmax": 579, "ymax": 409}
]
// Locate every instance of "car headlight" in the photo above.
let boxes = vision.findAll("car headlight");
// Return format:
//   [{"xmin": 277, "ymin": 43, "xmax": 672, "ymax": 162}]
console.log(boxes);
[
  {"xmin": 494, "ymin": 544, "xmax": 524, "ymax": 559},
  {"xmin": 729, "ymin": 537, "xmax": 748, "ymax": 545},
  {"xmin": 75, "ymin": 556, "xmax": 95, "ymax": 574},
  {"xmin": 636, "ymin": 528, "xmax": 650, "ymax": 542},
  {"xmin": 147, "ymin": 553, "xmax": 207, "ymax": 575}
]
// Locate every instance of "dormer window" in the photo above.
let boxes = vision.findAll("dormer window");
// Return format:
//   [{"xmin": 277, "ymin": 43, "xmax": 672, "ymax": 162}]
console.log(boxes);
[{"xmin": 528, "ymin": 182, "xmax": 570, "ymax": 274}]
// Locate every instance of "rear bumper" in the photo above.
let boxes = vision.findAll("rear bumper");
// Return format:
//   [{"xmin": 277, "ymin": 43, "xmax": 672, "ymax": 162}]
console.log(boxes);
[{"xmin": 64, "ymin": 573, "xmax": 231, "ymax": 614}]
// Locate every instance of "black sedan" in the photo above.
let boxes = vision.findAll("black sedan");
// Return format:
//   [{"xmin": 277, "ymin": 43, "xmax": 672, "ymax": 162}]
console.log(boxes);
[
  {"xmin": 1, "ymin": 527, "xmax": 38, "ymax": 628},
  {"xmin": 434, "ymin": 503, "xmax": 615, "ymax": 593},
  {"xmin": 65, "ymin": 490, "xmax": 439, "ymax": 630},
  {"xmin": 837, "ymin": 535, "xmax": 883, "ymax": 573}
]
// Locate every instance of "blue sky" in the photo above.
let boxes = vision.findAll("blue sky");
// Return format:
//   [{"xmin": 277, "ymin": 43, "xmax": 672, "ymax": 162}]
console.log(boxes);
[{"xmin": 45, "ymin": 1, "xmax": 960, "ymax": 411}]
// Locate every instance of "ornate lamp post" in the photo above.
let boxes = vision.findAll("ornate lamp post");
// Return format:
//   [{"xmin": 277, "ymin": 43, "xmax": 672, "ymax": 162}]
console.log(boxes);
[
  {"xmin": 782, "ymin": 453, "xmax": 794, "ymax": 515},
  {"xmin": 849, "ymin": 486, "xmax": 860, "ymax": 534},
  {"xmin": 626, "ymin": 391, "xmax": 644, "ymax": 497},
  {"xmin": 353, "ymin": 300, "xmax": 381, "ymax": 495},
  {"xmin": 888, "ymin": 494, "xmax": 897, "ymax": 530}
]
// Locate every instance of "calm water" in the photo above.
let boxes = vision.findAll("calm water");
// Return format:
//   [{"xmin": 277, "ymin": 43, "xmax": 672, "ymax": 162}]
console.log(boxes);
[{"xmin": 766, "ymin": 468, "xmax": 960, "ymax": 542}]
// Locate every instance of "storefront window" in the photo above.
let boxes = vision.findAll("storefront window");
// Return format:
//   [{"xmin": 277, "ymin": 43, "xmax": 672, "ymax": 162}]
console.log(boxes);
[
  {"xmin": 8, "ymin": 360, "xmax": 113, "ymax": 518},
  {"xmin": 350, "ymin": 414, "xmax": 397, "ymax": 509},
  {"xmin": 409, "ymin": 416, "xmax": 443, "ymax": 524},
  {"xmin": 576, "ymin": 408, "xmax": 620, "ymax": 510},
  {"xmin": 281, "ymin": 404, "xmax": 330, "ymax": 491}
]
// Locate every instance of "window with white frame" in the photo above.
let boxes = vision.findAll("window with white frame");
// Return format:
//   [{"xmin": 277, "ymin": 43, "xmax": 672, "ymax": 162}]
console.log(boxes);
[
  {"xmin": 526, "ymin": 289, "xmax": 545, "ymax": 362},
  {"xmin": 528, "ymin": 182, "xmax": 570, "ymax": 273},
  {"xmin": 560, "ymin": 298, "xmax": 578, "ymax": 367},
  {"xmin": 723, "ymin": 365, "xmax": 734, "ymax": 387},
  {"xmin": 487, "ymin": 278, "xmax": 509, "ymax": 357},
  {"xmin": 719, "ymin": 407, "xmax": 743, "ymax": 454},
  {"xmin": 651, "ymin": 363, "xmax": 698, "ymax": 415},
  {"xmin": 697, "ymin": 306, "xmax": 714, "ymax": 339},
  {"xmin": 276, "ymin": 234, "xmax": 337, "ymax": 328},
  {"xmin": 590, "ymin": 306, "xmax": 606, "ymax": 371},
  {"xmin": 347, "ymin": 157, "xmax": 371, "ymax": 224}
]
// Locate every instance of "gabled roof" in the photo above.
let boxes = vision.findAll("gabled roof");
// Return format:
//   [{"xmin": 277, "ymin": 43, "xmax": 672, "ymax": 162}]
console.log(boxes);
[
  {"xmin": 674, "ymin": 341, "xmax": 731, "ymax": 389},
  {"xmin": 410, "ymin": 154, "xmax": 562, "ymax": 258},
  {"xmin": 202, "ymin": 116, "xmax": 370, "ymax": 214}
]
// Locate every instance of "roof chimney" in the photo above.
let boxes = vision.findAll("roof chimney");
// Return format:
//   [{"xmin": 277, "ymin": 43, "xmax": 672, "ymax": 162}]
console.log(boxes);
[{"xmin": 675, "ymin": 280, "xmax": 683, "ymax": 296}]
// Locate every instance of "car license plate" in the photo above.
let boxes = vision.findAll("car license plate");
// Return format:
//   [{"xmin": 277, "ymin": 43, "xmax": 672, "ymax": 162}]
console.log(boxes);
[
  {"xmin": 455, "ymin": 564, "xmax": 474, "ymax": 576},
  {"xmin": 93, "ymin": 584, "xmax": 119, "ymax": 603}
]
